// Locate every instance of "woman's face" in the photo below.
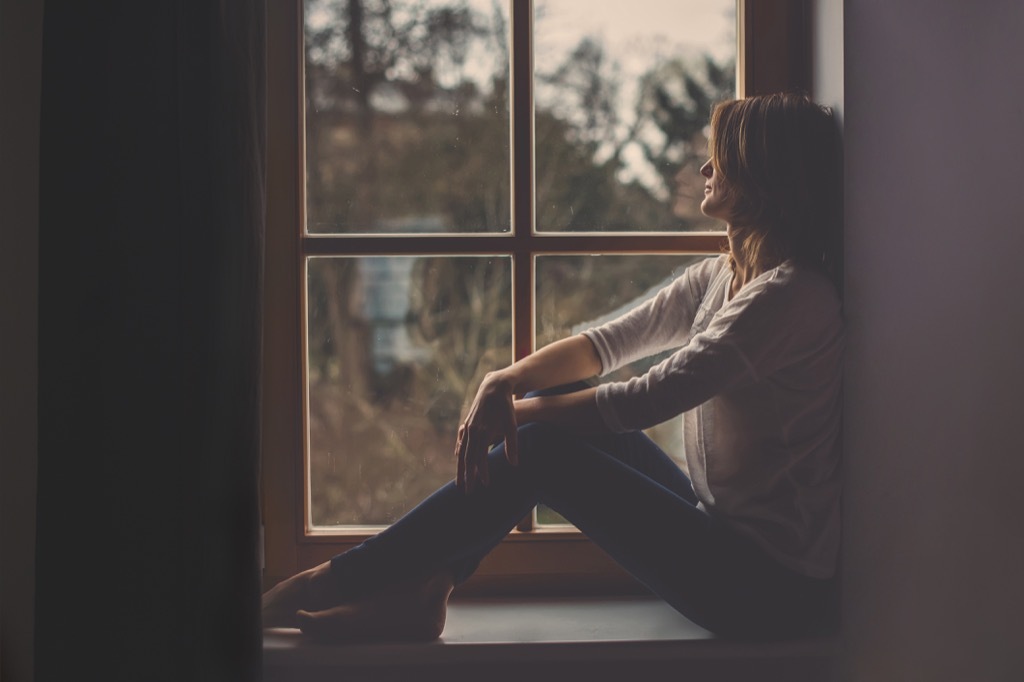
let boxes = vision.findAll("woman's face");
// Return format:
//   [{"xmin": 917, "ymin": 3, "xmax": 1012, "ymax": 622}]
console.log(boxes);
[{"xmin": 699, "ymin": 159, "xmax": 735, "ymax": 222}]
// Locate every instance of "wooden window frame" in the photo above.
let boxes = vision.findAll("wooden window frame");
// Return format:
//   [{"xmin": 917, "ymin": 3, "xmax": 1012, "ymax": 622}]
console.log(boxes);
[{"xmin": 262, "ymin": 0, "xmax": 810, "ymax": 595}]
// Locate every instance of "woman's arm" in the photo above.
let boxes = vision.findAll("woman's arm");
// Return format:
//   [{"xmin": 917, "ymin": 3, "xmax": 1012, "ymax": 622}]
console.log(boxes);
[
  {"xmin": 455, "ymin": 334, "xmax": 604, "ymax": 492},
  {"xmin": 492, "ymin": 334, "xmax": 602, "ymax": 396}
]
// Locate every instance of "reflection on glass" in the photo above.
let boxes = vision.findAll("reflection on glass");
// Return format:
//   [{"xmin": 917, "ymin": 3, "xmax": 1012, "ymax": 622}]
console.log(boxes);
[
  {"xmin": 304, "ymin": 0, "xmax": 511, "ymax": 234},
  {"xmin": 534, "ymin": 254, "xmax": 711, "ymax": 524},
  {"xmin": 307, "ymin": 255, "xmax": 512, "ymax": 527},
  {"xmin": 534, "ymin": 0, "xmax": 736, "ymax": 232}
]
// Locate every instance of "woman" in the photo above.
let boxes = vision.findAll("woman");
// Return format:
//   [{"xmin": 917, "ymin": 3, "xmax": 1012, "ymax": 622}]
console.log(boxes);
[{"xmin": 263, "ymin": 93, "xmax": 844, "ymax": 641}]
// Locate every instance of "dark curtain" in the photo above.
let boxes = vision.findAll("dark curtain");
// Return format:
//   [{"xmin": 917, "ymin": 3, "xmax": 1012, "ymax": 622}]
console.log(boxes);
[{"xmin": 36, "ymin": 2, "xmax": 265, "ymax": 679}]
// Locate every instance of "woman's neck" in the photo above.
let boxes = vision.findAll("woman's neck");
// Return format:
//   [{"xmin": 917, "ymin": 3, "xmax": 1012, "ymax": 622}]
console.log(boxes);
[
  {"xmin": 726, "ymin": 227, "xmax": 763, "ymax": 298},
  {"xmin": 729, "ymin": 261, "xmax": 759, "ymax": 299}
]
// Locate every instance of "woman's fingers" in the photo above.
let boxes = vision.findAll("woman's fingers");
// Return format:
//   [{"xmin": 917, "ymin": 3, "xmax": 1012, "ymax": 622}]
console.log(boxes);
[
  {"xmin": 463, "ymin": 426, "xmax": 481, "ymax": 494},
  {"xmin": 504, "ymin": 424, "xmax": 519, "ymax": 466},
  {"xmin": 456, "ymin": 424, "xmax": 491, "ymax": 494},
  {"xmin": 478, "ymin": 444, "xmax": 490, "ymax": 487},
  {"xmin": 502, "ymin": 390, "xmax": 519, "ymax": 466},
  {"xmin": 461, "ymin": 431, "xmax": 482, "ymax": 494},
  {"xmin": 455, "ymin": 424, "xmax": 467, "ymax": 492}
]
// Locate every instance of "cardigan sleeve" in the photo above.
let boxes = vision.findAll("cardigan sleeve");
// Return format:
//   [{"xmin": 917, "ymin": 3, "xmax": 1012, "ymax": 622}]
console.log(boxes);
[
  {"xmin": 581, "ymin": 255, "xmax": 725, "ymax": 376},
  {"xmin": 594, "ymin": 265, "xmax": 842, "ymax": 433}
]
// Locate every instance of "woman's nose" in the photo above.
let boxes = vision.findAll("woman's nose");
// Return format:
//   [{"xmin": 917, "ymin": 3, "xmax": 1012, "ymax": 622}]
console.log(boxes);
[{"xmin": 699, "ymin": 160, "xmax": 713, "ymax": 179}]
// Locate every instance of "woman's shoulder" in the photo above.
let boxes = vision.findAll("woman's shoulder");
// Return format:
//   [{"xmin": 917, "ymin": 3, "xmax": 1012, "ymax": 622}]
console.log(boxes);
[
  {"xmin": 779, "ymin": 261, "xmax": 840, "ymax": 306},
  {"xmin": 736, "ymin": 260, "xmax": 843, "ymax": 327},
  {"xmin": 758, "ymin": 260, "xmax": 838, "ymax": 299}
]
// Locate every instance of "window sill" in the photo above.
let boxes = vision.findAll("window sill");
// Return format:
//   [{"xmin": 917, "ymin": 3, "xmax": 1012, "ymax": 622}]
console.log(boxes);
[
  {"xmin": 263, "ymin": 596, "xmax": 839, "ymax": 682},
  {"xmin": 270, "ymin": 528, "xmax": 652, "ymax": 597}
]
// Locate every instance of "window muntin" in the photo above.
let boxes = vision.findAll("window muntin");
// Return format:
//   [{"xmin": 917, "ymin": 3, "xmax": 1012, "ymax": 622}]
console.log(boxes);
[{"xmin": 301, "ymin": 0, "xmax": 734, "ymax": 536}]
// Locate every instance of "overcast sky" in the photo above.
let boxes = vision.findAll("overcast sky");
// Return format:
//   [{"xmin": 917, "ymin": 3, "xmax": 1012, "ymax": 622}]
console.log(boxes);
[{"xmin": 535, "ymin": 0, "xmax": 735, "ymax": 65}]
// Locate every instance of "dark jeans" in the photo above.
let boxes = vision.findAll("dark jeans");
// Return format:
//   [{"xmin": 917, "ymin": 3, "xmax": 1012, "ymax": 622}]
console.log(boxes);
[{"xmin": 329, "ymin": 385, "xmax": 836, "ymax": 639}]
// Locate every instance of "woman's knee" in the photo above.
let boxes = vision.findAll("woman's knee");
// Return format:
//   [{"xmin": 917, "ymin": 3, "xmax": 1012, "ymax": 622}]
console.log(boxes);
[
  {"xmin": 515, "ymin": 421, "xmax": 562, "ymax": 454},
  {"xmin": 480, "ymin": 423, "xmax": 562, "ymax": 478},
  {"xmin": 514, "ymin": 421, "xmax": 582, "ymax": 473}
]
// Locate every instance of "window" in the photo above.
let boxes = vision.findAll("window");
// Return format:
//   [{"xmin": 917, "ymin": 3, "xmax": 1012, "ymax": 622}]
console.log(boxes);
[{"xmin": 263, "ymin": 0, "xmax": 810, "ymax": 593}]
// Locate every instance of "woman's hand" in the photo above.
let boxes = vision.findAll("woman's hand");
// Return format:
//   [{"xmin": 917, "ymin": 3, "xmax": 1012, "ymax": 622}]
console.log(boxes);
[
  {"xmin": 455, "ymin": 372, "xmax": 519, "ymax": 494},
  {"xmin": 454, "ymin": 336, "xmax": 603, "ymax": 493}
]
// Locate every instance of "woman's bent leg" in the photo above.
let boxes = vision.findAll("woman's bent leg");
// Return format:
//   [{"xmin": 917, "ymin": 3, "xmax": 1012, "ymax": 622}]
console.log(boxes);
[
  {"xmin": 324, "ymin": 415, "xmax": 699, "ymax": 595},
  {"xmin": 511, "ymin": 422, "xmax": 835, "ymax": 639},
  {"xmin": 279, "ymin": 415, "xmax": 830, "ymax": 638},
  {"xmin": 261, "ymin": 444, "xmax": 538, "ymax": 631},
  {"xmin": 324, "ymin": 447, "xmax": 538, "ymax": 600},
  {"xmin": 319, "ymin": 381, "xmax": 698, "ymax": 596}
]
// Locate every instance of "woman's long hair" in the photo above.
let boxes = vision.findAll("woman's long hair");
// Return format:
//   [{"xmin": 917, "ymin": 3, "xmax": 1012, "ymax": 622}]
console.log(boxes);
[{"xmin": 708, "ymin": 93, "xmax": 842, "ymax": 285}]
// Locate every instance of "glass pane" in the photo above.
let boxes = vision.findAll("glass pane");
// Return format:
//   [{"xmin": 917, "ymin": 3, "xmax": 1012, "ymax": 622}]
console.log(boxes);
[
  {"xmin": 304, "ymin": 0, "xmax": 511, "ymax": 234},
  {"xmin": 534, "ymin": 254, "xmax": 712, "ymax": 525},
  {"xmin": 307, "ymin": 255, "xmax": 512, "ymax": 527},
  {"xmin": 534, "ymin": 0, "xmax": 736, "ymax": 232}
]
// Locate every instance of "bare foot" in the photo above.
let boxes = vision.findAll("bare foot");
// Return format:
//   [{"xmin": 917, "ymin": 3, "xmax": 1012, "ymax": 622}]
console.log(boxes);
[
  {"xmin": 296, "ymin": 570, "xmax": 454, "ymax": 642},
  {"xmin": 262, "ymin": 560, "xmax": 343, "ymax": 629}
]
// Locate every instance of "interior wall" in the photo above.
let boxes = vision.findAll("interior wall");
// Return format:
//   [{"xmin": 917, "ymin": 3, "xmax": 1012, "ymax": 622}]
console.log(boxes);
[
  {"xmin": 811, "ymin": 0, "xmax": 843, "ymax": 116},
  {"xmin": 838, "ymin": 1, "xmax": 1024, "ymax": 679},
  {"xmin": 0, "ymin": 0, "xmax": 43, "ymax": 680}
]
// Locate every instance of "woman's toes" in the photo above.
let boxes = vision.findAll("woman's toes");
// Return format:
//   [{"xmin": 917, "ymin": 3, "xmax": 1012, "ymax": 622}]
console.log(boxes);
[
  {"xmin": 262, "ymin": 572, "xmax": 312, "ymax": 628},
  {"xmin": 296, "ymin": 600, "xmax": 446, "ymax": 643},
  {"xmin": 295, "ymin": 605, "xmax": 357, "ymax": 641}
]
